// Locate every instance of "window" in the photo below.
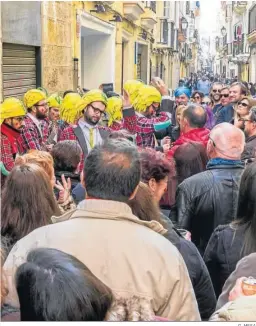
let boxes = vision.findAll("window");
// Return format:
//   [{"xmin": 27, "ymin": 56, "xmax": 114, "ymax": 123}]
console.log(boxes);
[
  {"xmin": 170, "ymin": 22, "xmax": 175, "ymax": 48},
  {"xmin": 160, "ymin": 19, "xmax": 168, "ymax": 44},
  {"xmin": 186, "ymin": 1, "xmax": 190, "ymax": 15},
  {"xmin": 163, "ymin": 1, "xmax": 170, "ymax": 17},
  {"xmin": 234, "ymin": 22, "xmax": 243, "ymax": 41},
  {"xmin": 249, "ymin": 4, "xmax": 256, "ymax": 34}
]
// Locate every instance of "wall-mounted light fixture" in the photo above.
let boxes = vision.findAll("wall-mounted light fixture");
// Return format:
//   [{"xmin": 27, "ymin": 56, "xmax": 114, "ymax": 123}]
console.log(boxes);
[
  {"xmin": 221, "ymin": 26, "xmax": 227, "ymax": 37},
  {"xmin": 90, "ymin": 4, "xmax": 106, "ymax": 13},
  {"xmin": 139, "ymin": 30, "xmax": 147, "ymax": 40},
  {"xmin": 181, "ymin": 17, "xmax": 188, "ymax": 31},
  {"xmin": 109, "ymin": 14, "xmax": 122, "ymax": 22}
]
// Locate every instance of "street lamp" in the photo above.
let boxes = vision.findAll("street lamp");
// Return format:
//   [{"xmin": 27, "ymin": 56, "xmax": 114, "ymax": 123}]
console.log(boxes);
[
  {"xmin": 221, "ymin": 26, "xmax": 227, "ymax": 37},
  {"xmin": 181, "ymin": 17, "xmax": 188, "ymax": 31}
]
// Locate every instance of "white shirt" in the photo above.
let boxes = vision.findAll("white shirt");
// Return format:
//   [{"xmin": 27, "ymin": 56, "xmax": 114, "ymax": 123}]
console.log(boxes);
[{"xmin": 78, "ymin": 118, "xmax": 103, "ymax": 153}]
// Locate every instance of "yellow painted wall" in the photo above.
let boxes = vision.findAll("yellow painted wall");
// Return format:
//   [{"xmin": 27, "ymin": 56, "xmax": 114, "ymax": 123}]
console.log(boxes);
[
  {"xmin": 41, "ymin": 1, "xmax": 73, "ymax": 94},
  {"xmin": 41, "ymin": 1, "xmax": 154, "ymax": 93}
]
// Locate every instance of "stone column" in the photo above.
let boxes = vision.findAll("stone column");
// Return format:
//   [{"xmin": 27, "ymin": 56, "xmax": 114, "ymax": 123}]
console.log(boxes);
[{"xmin": 41, "ymin": 1, "xmax": 73, "ymax": 94}]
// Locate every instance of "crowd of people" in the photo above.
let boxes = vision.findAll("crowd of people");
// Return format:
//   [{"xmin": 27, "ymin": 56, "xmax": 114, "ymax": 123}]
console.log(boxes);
[{"xmin": 1, "ymin": 74, "xmax": 256, "ymax": 321}]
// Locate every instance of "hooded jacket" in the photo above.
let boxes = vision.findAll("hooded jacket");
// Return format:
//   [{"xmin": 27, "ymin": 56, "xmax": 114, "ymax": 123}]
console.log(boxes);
[
  {"xmin": 3, "ymin": 199, "xmax": 200, "ymax": 321},
  {"xmin": 167, "ymin": 128, "xmax": 210, "ymax": 158}
]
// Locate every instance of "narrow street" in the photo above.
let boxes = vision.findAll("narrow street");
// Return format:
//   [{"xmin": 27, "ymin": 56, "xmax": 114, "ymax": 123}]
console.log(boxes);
[{"xmin": 1, "ymin": 1, "xmax": 256, "ymax": 323}]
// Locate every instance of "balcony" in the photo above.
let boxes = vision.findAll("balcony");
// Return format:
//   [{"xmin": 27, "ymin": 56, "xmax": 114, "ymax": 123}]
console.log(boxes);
[
  {"xmin": 248, "ymin": 4, "xmax": 256, "ymax": 44},
  {"xmin": 232, "ymin": 40, "xmax": 243, "ymax": 57},
  {"xmin": 140, "ymin": 4, "xmax": 157, "ymax": 30},
  {"xmin": 123, "ymin": 2, "xmax": 145, "ymax": 21}
]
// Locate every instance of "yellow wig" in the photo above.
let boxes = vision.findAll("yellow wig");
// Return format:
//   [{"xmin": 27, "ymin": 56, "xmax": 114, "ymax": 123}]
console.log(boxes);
[
  {"xmin": 133, "ymin": 85, "xmax": 161, "ymax": 113},
  {"xmin": 123, "ymin": 80, "xmax": 144, "ymax": 106},
  {"xmin": 106, "ymin": 97, "xmax": 123, "ymax": 126},
  {"xmin": 60, "ymin": 93, "xmax": 81, "ymax": 124}
]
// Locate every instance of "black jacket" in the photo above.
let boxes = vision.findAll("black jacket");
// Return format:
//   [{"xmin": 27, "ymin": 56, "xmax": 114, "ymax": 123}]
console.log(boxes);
[
  {"xmin": 203, "ymin": 224, "xmax": 248, "ymax": 298},
  {"xmin": 174, "ymin": 164, "xmax": 244, "ymax": 254},
  {"xmin": 241, "ymin": 135, "xmax": 256, "ymax": 161},
  {"xmin": 215, "ymin": 104, "xmax": 234, "ymax": 124},
  {"xmin": 161, "ymin": 215, "xmax": 216, "ymax": 320}
]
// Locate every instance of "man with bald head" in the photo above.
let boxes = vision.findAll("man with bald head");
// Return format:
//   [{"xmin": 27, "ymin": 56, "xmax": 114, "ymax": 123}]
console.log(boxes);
[
  {"xmin": 175, "ymin": 123, "xmax": 245, "ymax": 254},
  {"xmin": 167, "ymin": 104, "xmax": 210, "ymax": 158}
]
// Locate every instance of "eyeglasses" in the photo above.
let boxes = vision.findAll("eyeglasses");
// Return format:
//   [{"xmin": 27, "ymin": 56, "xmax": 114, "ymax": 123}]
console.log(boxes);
[
  {"xmin": 12, "ymin": 116, "xmax": 25, "ymax": 122},
  {"xmin": 220, "ymin": 94, "xmax": 229, "ymax": 98},
  {"xmin": 212, "ymin": 89, "xmax": 221, "ymax": 93},
  {"xmin": 237, "ymin": 101, "xmax": 249, "ymax": 108},
  {"xmin": 151, "ymin": 104, "xmax": 160, "ymax": 111},
  {"xmin": 193, "ymin": 96, "xmax": 200, "ymax": 99},
  {"xmin": 202, "ymin": 102, "xmax": 211, "ymax": 105},
  {"xmin": 89, "ymin": 104, "xmax": 105, "ymax": 116},
  {"xmin": 209, "ymin": 136, "xmax": 216, "ymax": 147},
  {"xmin": 35, "ymin": 103, "xmax": 49, "ymax": 108}
]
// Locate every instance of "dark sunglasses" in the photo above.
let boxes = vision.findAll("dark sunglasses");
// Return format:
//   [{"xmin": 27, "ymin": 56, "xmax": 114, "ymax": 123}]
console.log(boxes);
[
  {"xmin": 151, "ymin": 104, "xmax": 160, "ymax": 111},
  {"xmin": 238, "ymin": 101, "xmax": 249, "ymax": 108},
  {"xmin": 212, "ymin": 89, "xmax": 221, "ymax": 93},
  {"xmin": 202, "ymin": 102, "xmax": 210, "ymax": 105},
  {"xmin": 220, "ymin": 94, "xmax": 229, "ymax": 98}
]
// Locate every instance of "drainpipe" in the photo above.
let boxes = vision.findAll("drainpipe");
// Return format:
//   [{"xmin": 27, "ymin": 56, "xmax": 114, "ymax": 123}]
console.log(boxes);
[{"xmin": 73, "ymin": 58, "xmax": 79, "ymax": 91}]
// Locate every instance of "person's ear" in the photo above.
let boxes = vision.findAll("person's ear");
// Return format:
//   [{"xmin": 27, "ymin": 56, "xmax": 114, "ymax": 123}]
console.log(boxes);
[
  {"xmin": 129, "ymin": 184, "xmax": 139, "ymax": 200},
  {"xmin": 80, "ymin": 170, "xmax": 85, "ymax": 188},
  {"xmin": 148, "ymin": 178, "xmax": 156, "ymax": 193},
  {"xmin": 206, "ymin": 140, "xmax": 214, "ymax": 159},
  {"xmin": 31, "ymin": 105, "xmax": 37, "ymax": 114}
]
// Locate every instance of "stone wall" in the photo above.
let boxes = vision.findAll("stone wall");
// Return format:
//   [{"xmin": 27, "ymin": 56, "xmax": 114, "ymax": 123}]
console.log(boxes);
[
  {"xmin": 41, "ymin": 1, "xmax": 73, "ymax": 94},
  {"xmin": 1, "ymin": 1, "xmax": 41, "ymax": 46}
]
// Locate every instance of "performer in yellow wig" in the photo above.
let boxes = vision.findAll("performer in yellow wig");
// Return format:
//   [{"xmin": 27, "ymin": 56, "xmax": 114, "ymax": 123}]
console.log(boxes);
[
  {"xmin": 106, "ymin": 96, "xmax": 123, "ymax": 130},
  {"xmin": 1, "ymin": 98, "xmax": 26, "ymax": 184},
  {"xmin": 123, "ymin": 84, "xmax": 171, "ymax": 148},
  {"xmin": 60, "ymin": 93, "xmax": 82, "ymax": 125},
  {"xmin": 123, "ymin": 80, "xmax": 143, "ymax": 107}
]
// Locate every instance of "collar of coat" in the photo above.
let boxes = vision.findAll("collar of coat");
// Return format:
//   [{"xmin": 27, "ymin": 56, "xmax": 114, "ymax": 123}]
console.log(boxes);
[{"xmin": 51, "ymin": 199, "xmax": 168, "ymax": 235}]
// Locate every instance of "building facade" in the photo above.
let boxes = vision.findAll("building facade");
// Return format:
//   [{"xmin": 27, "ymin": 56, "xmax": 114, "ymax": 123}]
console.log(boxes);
[
  {"xmin": 0, "ymin": 1, "xmax": 201, "ymax": 100},
  {"xmin": 214, "ymin": 1, "xmax": 256, "ymax": 82}
]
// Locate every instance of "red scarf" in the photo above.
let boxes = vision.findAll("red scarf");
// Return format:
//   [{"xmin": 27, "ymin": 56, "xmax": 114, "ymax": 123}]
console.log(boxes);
[{"xmin": 1, "ymin": 123, "xmax": 21, "ymax": 154}]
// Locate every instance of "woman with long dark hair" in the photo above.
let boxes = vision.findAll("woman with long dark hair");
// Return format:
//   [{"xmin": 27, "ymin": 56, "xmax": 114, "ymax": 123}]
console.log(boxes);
[
  {"xmin": 204, "ymin": 161, "xmax": 256, "ymax": 298},
  {"xmin": 1, "ymin": 164, "xmax": 61, "ymax": 250},
  {"xmin": 173, "ymin": 142, "xmax": 208, "ymax": 185}
]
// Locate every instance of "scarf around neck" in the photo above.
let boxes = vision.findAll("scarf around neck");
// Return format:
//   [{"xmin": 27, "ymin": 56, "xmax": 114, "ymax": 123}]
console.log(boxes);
[{"xmin": 207, "ymin": 157, "xmax": 244, "ymax": 169}]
